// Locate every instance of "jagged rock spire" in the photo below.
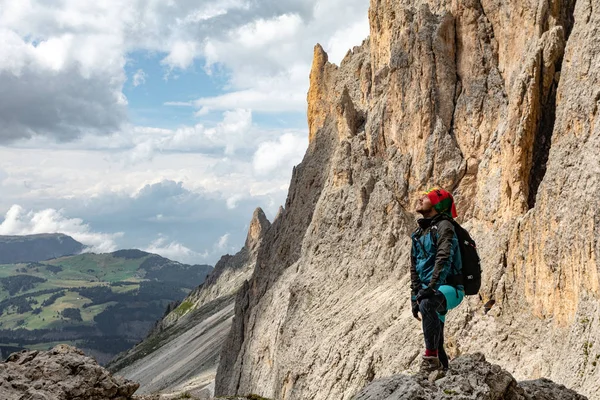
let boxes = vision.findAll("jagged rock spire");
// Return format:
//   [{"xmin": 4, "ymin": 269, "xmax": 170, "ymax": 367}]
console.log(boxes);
[
  {"xmin": 245, "ymin": 207, "xmax": 271, "ymax": 251},
  {"xmin": 274, "ymin": 205, "xmax": 285, "ymax": 222},
  {"xmin": 307, "ymin": 43, "xmax": 333, "ymax": 143}
]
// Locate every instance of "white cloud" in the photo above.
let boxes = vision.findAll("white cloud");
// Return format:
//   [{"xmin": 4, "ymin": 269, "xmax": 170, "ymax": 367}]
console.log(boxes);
[
  {"xmin": 253, "ymin": 132, "xmax": 308, "ymax": 175},
  {"xmin": 0, "ymin": 205, "xmax": 121, "ymax": 253},
  {"xmin": 0, "ymin": 104, "xmax": 307, "ymax": 220},
  {"xmin": 161, "ymin": 41, "xmax": 198, "ymax": 70},
  {"xmin": 132, "ymin": 69, "xmax": 146, "ymax": 86},
  {"xmin": 5, "ymin": 108, "xmax": 256, "ymax": 162},
  {"xmin": 177, "ymin": 0, "xmax": 251, "ymax": 25},
  {"xmin": 144, "ymin": 231, "xmax": 234, "ymax": 264},
  {"xmin": 0, "ymin": 0, "xmax": 367, "ymax": 263},
  {"xmin": 195, "ymin": 1, "xmax": 369, "ymax": 113},
  {"xmin": 325, "ymin": 19, "xmax": 370, "ymax": 63},
  {"xmin": 194, "ymin": 107, "xmax": 211, "ymax": 116},
  {"xmin": 0, "ymin": 0, "xmax": 369, "ymax": 139},
  {"xmin": 226, "ymin": 194, "xmax": 244, "ymax": 210},
  {"xmin": 235, "ymin": 13, "xmax": 303, "ymax": 49},
  {"xmin": 217, "ymin": 233, "xmax": 230, "ymax": 250},
  {"xmin": 193, "ymin": 88, "xmax": 306, "ymax": 113},
  {"xmin": 0, "ymin": 28, "xmax": 126, "ymax": 141},
  {"xmin": 0, "ymin": 141, "xmax": 293, "ymax": 207},
  {"xmin": 123, "ymin": 108, "xmax": 253, "ymax": 161},
  {"xmin": 145, "ymin": 236, "xmax": 206, "ymax": 264}
]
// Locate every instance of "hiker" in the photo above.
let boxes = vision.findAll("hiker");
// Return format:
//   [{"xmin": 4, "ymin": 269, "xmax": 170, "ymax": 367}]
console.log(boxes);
[{"xmin": 410, "ymin": 188, "xmax": 465, "ymax": 373}]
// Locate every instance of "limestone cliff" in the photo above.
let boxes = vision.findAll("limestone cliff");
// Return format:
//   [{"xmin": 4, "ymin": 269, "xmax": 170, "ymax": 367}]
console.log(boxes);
[
  {"xmin": 215, "ymin": 0, "xmax": 600, "ymax": 399},
  {"xmin": 108, "ymin": 208, "xmax": 270, "ymax": 396}
]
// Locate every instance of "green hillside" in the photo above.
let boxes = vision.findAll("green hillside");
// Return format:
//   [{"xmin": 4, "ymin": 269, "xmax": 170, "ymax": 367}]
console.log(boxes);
[{"xmin": 0, "ymin": 250, "xmax": 212, "ymax": 364}]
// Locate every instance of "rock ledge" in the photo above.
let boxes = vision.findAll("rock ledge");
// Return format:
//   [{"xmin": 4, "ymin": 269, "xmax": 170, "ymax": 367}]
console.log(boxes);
[
  {"xmin": 0, "ymin": 344, "xmax": 139, "ymax": 400},
  {"xmin": 352, "ymin": 353, "xmax": 587, "ymax": 400}
]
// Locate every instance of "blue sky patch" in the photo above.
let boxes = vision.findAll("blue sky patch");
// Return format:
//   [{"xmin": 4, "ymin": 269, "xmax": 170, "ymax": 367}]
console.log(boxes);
[{"xmin": 123, "ymin": 52, "xmax": 228, "ymax": 128}]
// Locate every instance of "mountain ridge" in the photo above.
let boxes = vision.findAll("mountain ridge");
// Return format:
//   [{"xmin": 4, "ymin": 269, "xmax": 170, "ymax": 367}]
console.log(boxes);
[{"xmin": 0, "ymin": 233, "xmax": 84, "ymax": 264}]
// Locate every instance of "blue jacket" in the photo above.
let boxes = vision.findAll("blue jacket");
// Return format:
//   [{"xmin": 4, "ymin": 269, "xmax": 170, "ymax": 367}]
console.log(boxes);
[{"xmin": 410, "ymin": 214, "xmax": 462, "ymax": 299}]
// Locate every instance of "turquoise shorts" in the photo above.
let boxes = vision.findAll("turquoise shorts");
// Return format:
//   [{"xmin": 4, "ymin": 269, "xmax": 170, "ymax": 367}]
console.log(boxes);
[{"xmin": 437, "ymin": 284, "xmax": 464, "ymax": 322}]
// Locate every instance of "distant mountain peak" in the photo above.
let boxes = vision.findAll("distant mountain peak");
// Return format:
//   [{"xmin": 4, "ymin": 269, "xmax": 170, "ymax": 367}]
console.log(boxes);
[
  {"xmin": 0, "ymin": 233, "xmax": 84, "ymax": 263},
  {"xmin": 0, "ymin": 233, "xmax": 76, "ymax": 241}
]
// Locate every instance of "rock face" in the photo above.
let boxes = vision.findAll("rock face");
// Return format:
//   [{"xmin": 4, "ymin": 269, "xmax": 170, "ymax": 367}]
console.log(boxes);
[
  {"xmin": 0, "ymin": 233, "xmax": 84, "ymax": 263},
  {"xmin": 214, "ymin": 0, "xmax": 600, "ymax": 399},
  {"xmin": 157, "ymin": 207, "xmax": 271, "ymax": 332},
  {"xmin": 0, "ymin": 344, "xmax": 138, "ymax": 400},
  {"xmin": 109, "ymin": 209, "xmax": 270, "ymax": 396},
  {"xmin": 353, "ymin": 353, "xmax": 587, "ymax": 400}
]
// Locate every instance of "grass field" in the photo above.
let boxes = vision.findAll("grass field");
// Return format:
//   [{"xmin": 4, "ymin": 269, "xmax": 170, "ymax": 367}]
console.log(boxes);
[
  {"xmin": 0, "ymin": 253, "xmax": 154, "ymax": 331},
  {"xmin": 0, "ymin": 253, "xmax": 149, "ymax": 301}
]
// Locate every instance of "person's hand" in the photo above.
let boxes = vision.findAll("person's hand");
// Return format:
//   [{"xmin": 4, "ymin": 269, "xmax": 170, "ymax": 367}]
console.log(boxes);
[
  {"xmin": 411, "ymin": 300, "xmax": 421, "ymax": 321},
  {"xmin": 416, "ymin": 287, "xmax": 435, "ymax": 302}
]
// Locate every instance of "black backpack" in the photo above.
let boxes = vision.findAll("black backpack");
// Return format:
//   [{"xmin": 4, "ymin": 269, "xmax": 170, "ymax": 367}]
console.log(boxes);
[{"xmin": 434, "ymin": 217, "xmax": 482, "ymax": 296}]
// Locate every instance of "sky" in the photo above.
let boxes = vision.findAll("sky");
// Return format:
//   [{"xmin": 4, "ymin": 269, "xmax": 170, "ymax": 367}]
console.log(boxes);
[{"xmin": 0, "ymin": 0, "xmax": 370, "ymax": 264}]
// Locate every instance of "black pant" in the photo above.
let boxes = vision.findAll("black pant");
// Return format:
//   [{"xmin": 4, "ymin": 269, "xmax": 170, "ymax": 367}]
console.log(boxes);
[{"xmin": 419, "ymin": 292, "xmax": 449, "ymax": 369}]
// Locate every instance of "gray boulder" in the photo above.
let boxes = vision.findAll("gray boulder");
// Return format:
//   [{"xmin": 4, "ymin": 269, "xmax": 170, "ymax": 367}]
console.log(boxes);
[
  {"xmin": 352, "ymin": 354, "xmax": 586, "ymax": 400},
  {"xmin": 0, "ymin": 344, "xmax": 139, "ymax": 400}
]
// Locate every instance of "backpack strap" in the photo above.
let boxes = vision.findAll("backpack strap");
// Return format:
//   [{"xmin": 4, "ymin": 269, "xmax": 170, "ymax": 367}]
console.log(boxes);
[
  {"xmin": 428, "ymin": 217, "xmax": 448, "ymax": 247},
  {"xmin": 429, "ymin": 224, "xmax": 439, "ymax": 244},
  {"xmin": 430, "ymin": 217, "xmax": 461, "ymax": 281}
]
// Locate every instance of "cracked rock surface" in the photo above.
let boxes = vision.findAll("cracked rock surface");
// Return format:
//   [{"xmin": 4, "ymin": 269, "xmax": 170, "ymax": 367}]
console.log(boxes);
[
  {"xmin": 0, "ymin": 344, "xmax": 139, "ymax": 400},
  {"xmin": 353, "ymin": 353, "xmax": 587, "ymax": 400}
]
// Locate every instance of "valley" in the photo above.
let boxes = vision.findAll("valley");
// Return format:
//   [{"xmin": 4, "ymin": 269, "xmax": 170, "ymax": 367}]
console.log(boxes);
[{"xmin": 0, "ymin": 249, "xmax": 212, "ymax": 364}]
